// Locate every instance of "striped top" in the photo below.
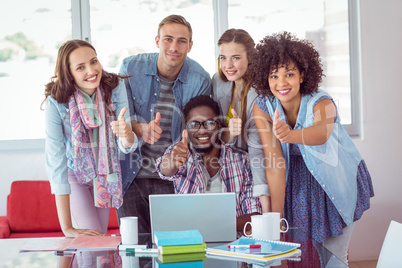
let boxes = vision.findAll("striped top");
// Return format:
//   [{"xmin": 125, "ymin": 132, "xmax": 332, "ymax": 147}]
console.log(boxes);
[
  {"xmin": 155, "ymin": 142, "xmax": 262, "ymax": 217},
  {"xmin": 137, "ymin": 75, "xmax": 175, "ymax": 178}
]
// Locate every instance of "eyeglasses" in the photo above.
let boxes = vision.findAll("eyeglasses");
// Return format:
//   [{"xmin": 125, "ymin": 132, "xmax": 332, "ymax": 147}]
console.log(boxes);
[{"xmin": 186, "ymin": 119, "xmax": 219, "ymax": 133}]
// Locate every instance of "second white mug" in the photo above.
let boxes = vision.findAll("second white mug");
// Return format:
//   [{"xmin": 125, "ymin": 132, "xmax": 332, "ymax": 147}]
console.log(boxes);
[{"xmin": 263, "ymin": 212, "xmax": 289, "ymax": 241}]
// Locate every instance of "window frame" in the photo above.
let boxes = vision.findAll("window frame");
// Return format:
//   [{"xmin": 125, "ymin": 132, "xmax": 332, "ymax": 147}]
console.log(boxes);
[
  {"xmin": 0, "ymin": 0, "xmax": 361, "ymax": 151},
  {"xmin": 344, "ymin": 0, "xmax": 361, "ymax": 136}
]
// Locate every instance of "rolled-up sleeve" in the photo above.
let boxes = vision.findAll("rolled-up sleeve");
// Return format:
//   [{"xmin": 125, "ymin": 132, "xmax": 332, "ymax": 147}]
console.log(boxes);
[
  {"xmin": 240, "ymin": 155, "xmax": 262, "ymax": 214},
  {"xmin": 247, "ymin": 91, "xmax": 270, "ymax": 197},
  {"xmin": 45, "ymin": 98, "xmax": 70, "ymax": 195},
  {"xmin": 248, "ymin": 137, "xmax": 270, "ymax": 197}
]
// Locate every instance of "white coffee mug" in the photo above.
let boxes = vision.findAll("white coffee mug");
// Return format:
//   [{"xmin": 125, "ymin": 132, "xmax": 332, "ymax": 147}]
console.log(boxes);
[
  {"xmin": 263, "ymin": 212, "xmax": 289, "ymax": 241},
  {"xmin": 120, "ymin": 216, "xmax": 139, "ymax": 245},
  {"xmin": 243, "ymin": 214, "xmax": 269, "ymax": 240}
]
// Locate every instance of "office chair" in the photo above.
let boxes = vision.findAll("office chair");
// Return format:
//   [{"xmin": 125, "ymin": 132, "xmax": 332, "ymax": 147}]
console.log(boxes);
[{"xmin": 377, "ymin": 220, "xmax": 402, "ymax": 267}]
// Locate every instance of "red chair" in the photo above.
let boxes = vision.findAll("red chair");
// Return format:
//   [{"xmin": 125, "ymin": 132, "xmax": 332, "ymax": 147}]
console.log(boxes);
[{"xmin": 0, "ymin": 180, "xmax": 120, "ymax": 238}]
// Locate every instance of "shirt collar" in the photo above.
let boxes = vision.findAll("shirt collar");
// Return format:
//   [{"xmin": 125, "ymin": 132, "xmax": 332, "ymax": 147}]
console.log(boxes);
[{"xmin": 146, "ymin": 53, "xmax": 189, "ymax": 84}]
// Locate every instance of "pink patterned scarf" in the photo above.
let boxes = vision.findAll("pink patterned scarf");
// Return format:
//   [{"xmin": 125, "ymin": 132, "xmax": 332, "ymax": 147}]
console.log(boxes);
[{"xmin": 68, "ymin": 86, "xmax": 123, "ymax": 208}]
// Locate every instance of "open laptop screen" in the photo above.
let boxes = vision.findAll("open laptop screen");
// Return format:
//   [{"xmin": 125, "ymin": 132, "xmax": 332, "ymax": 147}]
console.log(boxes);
[{"xmin": 149, "ymin": 192, "xmax": 237, "ymax": 243}]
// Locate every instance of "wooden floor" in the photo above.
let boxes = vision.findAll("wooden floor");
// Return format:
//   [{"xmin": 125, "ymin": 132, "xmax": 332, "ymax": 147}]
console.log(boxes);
[{"xmin": 349, "ymin": 260, "xmax": 377, "ymax": 268}]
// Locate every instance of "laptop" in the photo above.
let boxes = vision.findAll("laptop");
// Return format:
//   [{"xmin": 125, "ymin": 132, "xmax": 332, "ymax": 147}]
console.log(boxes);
[{"xmin": 149, "ymin": 192, "xmax": 237, "ymax": 243}]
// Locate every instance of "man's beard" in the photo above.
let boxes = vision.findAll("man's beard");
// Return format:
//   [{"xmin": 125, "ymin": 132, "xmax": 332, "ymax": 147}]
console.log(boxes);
[{"xmin": 193, "ymin": 144, "xmax": 214, "ymax": 154}]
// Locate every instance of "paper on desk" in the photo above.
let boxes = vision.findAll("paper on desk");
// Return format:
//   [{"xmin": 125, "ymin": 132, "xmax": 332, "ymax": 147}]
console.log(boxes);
[
  {"xmin": 20, "ymin": 236, "xmax": 121, "ymax": 252},
  {"xmin": 20, "ymin": 237, "xmax": 75, "ymax": 252},
  {"xmin": 70, "ymin": 236, "xmax": 121, "ymax": 250}
]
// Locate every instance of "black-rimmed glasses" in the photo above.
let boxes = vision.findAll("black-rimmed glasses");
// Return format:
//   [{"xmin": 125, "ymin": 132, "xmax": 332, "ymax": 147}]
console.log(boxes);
[{"xmin": 186, "ymin": 119, "xmax": 219, "ymax": 133}]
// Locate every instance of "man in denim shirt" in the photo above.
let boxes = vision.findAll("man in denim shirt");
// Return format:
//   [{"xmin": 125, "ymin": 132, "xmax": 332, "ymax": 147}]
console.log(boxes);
[{"xmin": 118, "ymin": 14, "xmax": 212, "ymax": 233}]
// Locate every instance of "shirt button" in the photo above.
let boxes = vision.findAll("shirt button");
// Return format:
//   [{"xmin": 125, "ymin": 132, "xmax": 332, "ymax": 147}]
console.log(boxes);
[
  {"xmin": 150, "ymin": 109, "xmax": 153, "ymax": 112},
  {"xmin": 339, "ymin": 209, "xmax": 342, "ymax": 212},
  {"xmin": 332, "ymin": 197, "xmax": 335, "ymax": 200},
  {"xmin": 302, "ymin": 154, "xmax": 305, "ymax": 157},
  {"xmin": 322, "ymin": 184, "xmax": 325, "ymax": 188},
  {"xmin": 311, "ymin": 170, "xmax": 314, "ymax": 173},
  {"xmin": 154, "ymin": 93, "xmax": 157, "ymax": 96},
  {"xmin": 133, "ymin": 171, "xmax": 136, "ymax": 174}
]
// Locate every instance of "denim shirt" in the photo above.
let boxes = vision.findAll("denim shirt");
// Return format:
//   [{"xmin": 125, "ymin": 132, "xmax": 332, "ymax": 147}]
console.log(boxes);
[
  {"xmin": 263, "ymin": 90, "xmax": 362, "ymax": 225},
  {"xmin": 45, "ymin": 81, "xmax": 138, "ymax": 195},
  {"xmin": 119, "ymin": 53, "xmax": 212, "ymax": 194}
]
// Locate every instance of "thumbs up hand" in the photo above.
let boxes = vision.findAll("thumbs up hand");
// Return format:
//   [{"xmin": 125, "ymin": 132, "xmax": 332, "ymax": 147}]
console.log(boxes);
[
  {"xmin": 143, "ymin": 112, "xmax": 162, "ymax": 144},
  {"xmin": 228, "ymin": 108, "xmax": 242, "ymax": 138},
  {"xmin": 110, "ymin": 107, "xmax": 131, "ymax": 138},
  {"xmin": 171, "ymin": 129, "xmax": 189, "ymax": 168},
  {"xmin": 272, "ymin": 109, "xmax": 292, "ymax": 143}
]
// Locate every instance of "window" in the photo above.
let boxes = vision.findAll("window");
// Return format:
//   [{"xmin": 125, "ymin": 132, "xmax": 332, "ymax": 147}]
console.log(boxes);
[
  {"xmin": 0, "ymin": 0, "xmax": 360, "ymax": 148},
  {"xmin": 89, "ymin": 0, "xmax": 215, "ymax": 76},
  {"xmin": 226, "ymin": 0, "xmax": 355, "ymax": 128},
  {"xmin": 0, "ymin": 0, "xmax": 72, "ymax": 141}
]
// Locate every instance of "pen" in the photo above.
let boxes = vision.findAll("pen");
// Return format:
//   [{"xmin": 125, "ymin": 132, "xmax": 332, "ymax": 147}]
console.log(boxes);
[
  {"xmin": 126, "ymin": 248, "xmax": 158, "ymax": 253},
  {"xmin": 228, "ymin": 244, "xmax": 261, "ymax": 248}
]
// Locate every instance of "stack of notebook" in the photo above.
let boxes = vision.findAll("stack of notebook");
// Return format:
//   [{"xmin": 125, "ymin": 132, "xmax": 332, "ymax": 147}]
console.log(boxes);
[
  {"xmin": 154, "ymin": 230, "xmax": 207, "ymax": 266},
  {"xmin": 205, "ymin": 236, "xmax": 301, "ymax": 265}
]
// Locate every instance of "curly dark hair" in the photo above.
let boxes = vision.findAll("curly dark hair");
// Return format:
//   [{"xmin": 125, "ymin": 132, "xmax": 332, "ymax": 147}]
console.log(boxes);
[
  {"xmin": 183, "ymin": 95, "xmax": 221, "ymax": 122},
  {"xmin": 250, "ymin": 31, "xmax": 324, "ymax": 97}
]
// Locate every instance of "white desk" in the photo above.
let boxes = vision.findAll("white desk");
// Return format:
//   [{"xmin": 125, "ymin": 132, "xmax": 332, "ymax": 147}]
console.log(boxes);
[{"xmin": 0, "ymin": 234, "xmax": 348, "ymax": 267}]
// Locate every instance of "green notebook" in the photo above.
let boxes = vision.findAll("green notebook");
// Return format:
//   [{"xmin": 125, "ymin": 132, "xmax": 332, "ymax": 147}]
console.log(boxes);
[
  {"xmin": 158, "ymin": 242, "xmax": 206, "ymax": 255},
  {"xmin": 157, "ymin": 252, "xmax": 206, "ymax": 264}
]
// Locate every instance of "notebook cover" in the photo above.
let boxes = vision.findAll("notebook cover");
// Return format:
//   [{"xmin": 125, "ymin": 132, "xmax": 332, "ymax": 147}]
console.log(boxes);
[
  {"xmin": 20, "ymin": 236, "xmax": 121, "ymax": 252},
  {"xmin": 154, "ymin": 230, "xmax": 203, "ymax": 247},
  {"xmin": 159, "ymin": 242, "xmax": 206, "ymax": 255},
  {"xmin": 205, "ymin": 236, "xmax": 300, "ymax": 259},
  {"xmin": 206, "ymin": 248, "xmax": 301, "ymax": 265},
  {"xmin": 155, "ymin": 260, "xmax": 204, "ymax": 268},
  {"xmin": 157, "ymin": 252, "xmax": 206, "ymax": 263}
]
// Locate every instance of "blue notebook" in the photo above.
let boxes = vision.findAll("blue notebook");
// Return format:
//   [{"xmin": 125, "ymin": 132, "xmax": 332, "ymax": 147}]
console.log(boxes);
[
  {"xmin": 205, "ymin": 236, "xmax": 300, "ymax": 259},
  {"xmin": 154, "ymin": 230, "xmax": 203, "ymax": 247}
]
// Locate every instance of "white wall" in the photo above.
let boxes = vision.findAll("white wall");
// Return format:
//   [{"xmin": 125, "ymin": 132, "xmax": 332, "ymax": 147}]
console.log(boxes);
[
  {"xmin": 0, "ymin": 0, "xmax": 401, "ymax": 262},
  {"xmin": 347, "ymin": 0, "xmax": 402, "ymax": 261}
]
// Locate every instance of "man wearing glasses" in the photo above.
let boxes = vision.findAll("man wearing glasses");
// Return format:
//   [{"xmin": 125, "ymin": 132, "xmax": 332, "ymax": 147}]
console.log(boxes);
[{"xmin": 156, "ymin": 95, "xmax": 261, "ymax": 232}]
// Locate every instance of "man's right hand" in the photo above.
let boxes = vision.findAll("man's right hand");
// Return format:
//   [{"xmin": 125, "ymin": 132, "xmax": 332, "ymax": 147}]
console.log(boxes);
[
  {"xmin": 171, "ymin": 129, "xmax": 189, "ymax": 168},
  {"xmin": 142, "ymin": 112, "xmax": 162, "ymax": 144}
]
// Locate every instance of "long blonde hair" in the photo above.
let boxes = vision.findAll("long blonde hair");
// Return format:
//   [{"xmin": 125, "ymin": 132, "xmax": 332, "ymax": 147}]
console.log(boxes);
[{"xmin": 217, "ymin": 29, "xmax": 255, "ymax": 140}]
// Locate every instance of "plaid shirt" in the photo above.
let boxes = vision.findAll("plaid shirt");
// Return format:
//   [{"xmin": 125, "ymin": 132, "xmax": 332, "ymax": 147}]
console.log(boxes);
[{"xmin": 155, "ymin": 141, "xmax": 262, "ymax": 217}]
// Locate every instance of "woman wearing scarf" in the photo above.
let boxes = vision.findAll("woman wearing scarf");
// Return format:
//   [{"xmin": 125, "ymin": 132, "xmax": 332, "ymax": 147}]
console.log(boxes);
[{"xmin": 42, "ymin": 40, "xmax": 138, "ymax": 237}]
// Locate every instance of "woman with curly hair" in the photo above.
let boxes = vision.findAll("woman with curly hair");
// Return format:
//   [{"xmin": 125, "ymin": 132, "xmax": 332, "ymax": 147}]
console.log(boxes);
[
  {"xmin": 212, "ymin": 29, "xmax": 270, "ymax": 212},
  {"xmin": 251, "ymin": 32, "xmax": 374, "ymax": 263},
  {"xmin": 42, "ymin": 40, "xmax": 138, "ymax": 238}
]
